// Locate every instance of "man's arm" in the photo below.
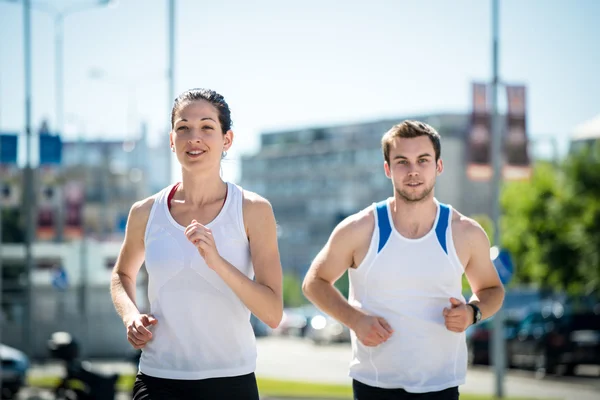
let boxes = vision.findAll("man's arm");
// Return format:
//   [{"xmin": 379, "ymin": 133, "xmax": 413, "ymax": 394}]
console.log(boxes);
[
  {"xmin": 464, "ymin": 222, "xmax": 505, "ymax": 320},
  {"xmin": 302, "ymin": 212, "xmax": 393, "ymax": 347},
  {"xmin": 444, "ymin": 217, "xmax": 505, "ymax": 333}
]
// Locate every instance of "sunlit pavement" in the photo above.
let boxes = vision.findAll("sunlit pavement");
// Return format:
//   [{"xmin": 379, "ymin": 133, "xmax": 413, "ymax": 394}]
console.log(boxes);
[
  {"xmin": 19, "ymin": 336, "xmax": 600, "ymax": 400},
  {"xmin": 255, "ymin": 337, "xmax": 600, "ymax": 400}
]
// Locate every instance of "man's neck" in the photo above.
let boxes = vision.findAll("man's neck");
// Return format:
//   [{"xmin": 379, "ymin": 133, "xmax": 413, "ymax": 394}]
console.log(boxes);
[{"xmin": 389, "ymin": 195, "xmax": 438, "ymax": 239}]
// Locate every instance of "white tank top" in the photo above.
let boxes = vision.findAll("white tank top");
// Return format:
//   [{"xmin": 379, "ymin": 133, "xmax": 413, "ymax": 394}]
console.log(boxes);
[
  {"xmin": 139, "ymin": 182, "xmax": 257, "ymax": 380},
  {"xmin": 348, "ymin": 198, "xmax": 467, "ymax": 393}
]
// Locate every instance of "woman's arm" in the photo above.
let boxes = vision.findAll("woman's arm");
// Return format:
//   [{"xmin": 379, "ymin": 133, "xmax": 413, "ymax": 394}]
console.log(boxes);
[
  {"xmin": 110, "ymin": 197, "xmax": 156, "ymax": 348},
  {"xmin": 186, "ymin": 191, "xmax": 283, "ymax": 328}
]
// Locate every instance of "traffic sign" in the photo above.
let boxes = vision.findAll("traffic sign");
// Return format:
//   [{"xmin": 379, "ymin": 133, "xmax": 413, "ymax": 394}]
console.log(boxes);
[
  {"xmin": 52, "ymin": 266, "xmax": 69, "ymax": 291},
  {"xmin": 490, "ymin": 246, "xmax": 514, "ymax": 285}
]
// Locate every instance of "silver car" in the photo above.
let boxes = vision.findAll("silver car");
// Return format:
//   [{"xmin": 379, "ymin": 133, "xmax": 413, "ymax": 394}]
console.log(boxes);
[{"xmin": 1, "ymin": 344, "xmax": 29, "ymax": 399}]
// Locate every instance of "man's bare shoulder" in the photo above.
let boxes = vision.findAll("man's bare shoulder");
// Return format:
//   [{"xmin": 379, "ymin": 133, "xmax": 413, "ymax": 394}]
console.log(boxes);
[
  {"xmin": 450, "ymin": 208, "xmax": 489, "ymax": 243},
  {"xmin": 333, "ymin": 205, "xmax": 375, "ymax": 242}
]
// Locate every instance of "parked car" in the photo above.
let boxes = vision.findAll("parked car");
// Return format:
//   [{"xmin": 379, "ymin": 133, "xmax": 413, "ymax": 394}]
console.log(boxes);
[
  {"xmin": 0, "ymin": 344, "xmax": 29, "ymax": 399},
  {"xmin": 466, "ymin": 316, "xmax": 520, "ymax": 365},
  {"xmin": 274, "ymin": 308, "xmax": 309, "ymax": 337},
  {"xmin": 507, "ymin": 304, "xmax": 600, "ymax": 376},
  {"xmin": 305, "ymin": 314, "xmax": 351, "ymax": 345},
  {"xmin": 251, "ymin": 314, "xmax": 271, "ymax": 337},
  {"xmin": 464, "ymin": 287, "xmax": 542, "ymax": 366},
  {"xmin": 274, "ymin": 305, "xmax": 321, "ymax": 338}
]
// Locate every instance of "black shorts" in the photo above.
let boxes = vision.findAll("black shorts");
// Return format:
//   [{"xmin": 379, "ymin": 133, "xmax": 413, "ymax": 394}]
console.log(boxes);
[
  {"xmin": 132, "ymin": 372, "xmax": 260, "ymax": 400},
  {"xmin": 353, "ymin": 380, "xmax": 459, "ymax": 400}
]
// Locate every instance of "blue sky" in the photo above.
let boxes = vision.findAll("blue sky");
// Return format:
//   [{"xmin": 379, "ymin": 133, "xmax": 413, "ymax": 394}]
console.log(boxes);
[{"xmin": 1, "ymin": 0, "xmax": 599, "ymax": 182}]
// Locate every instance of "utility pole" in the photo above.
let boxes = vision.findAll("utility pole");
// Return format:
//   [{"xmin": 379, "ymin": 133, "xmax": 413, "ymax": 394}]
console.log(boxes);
[
  {"xmin": 23, "ymin": 0, "xmax": 36, "ymax": 358},
  {"xmin": 167, "ymin": 0, "xmax": 175, "ymax": 185},
  {"xmin": 490, "ymin": 0, "xmax": 506, "ymax": 397}
]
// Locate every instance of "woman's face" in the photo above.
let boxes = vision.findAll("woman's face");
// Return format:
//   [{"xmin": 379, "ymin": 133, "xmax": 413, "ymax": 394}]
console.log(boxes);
[{"xmin": 170, "ymin": 99, "xmax": 233, "ymax": 173}]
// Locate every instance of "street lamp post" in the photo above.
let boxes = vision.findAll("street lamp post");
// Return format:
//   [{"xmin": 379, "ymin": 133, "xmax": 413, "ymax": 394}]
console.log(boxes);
[
  {"xmin": 0, "ymin": 0, "xmax": 116, "ymax": 358},
  {"xmin": 33, "ymin": 0, "xmax": 115, "ymax": 243},
  {"xmin": 23, "ymin": 0, "xmax": 35, "ymax": 359},
  {"xmin": 167, "ymin": 0, "xmax": 175, "ymax": 185},
  {"xmin": 88, "ymin": 68, "xmax": 139, "ymax": 139},
  {"xmin": 32, "ymin": 0, "xmax": 115, "ymax": 137},
  {"xmin": 0, "ymin": 0, "xmax": 22, "ymax": 379},
  {"xmin": 490, "ymin": 0, "xmax": 506, "ymax": 398}
]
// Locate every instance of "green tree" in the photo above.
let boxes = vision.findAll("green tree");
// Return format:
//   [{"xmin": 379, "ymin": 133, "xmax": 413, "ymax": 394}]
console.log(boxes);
[
  {"xmin": 562, "ymin": 142, "xmax": 600, "ymax": 294},
  {"xmin": 282, "ymin": 273, "xmax": 306, "ymax": 307},
  {"xmin": 500, "ymin": 143, "xmax": 600, "ymax": 294},
  {"xmin": 334, "ymin": 270, "xmax": 350, "ymax": 299}
]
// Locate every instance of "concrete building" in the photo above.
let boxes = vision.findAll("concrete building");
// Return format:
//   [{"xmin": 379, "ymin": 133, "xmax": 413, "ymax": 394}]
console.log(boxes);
[
  {"xmin": 0, "ymin": 125, "xmax": 166, "ymax": 358},
  {"xmin": 240, "ymin": 113, "xmax": 495, "ymax": 275},
  {"xmin": 570, "ymin": 113, "xmax": 600, "ymax": 153},
  {"xmin": 58, "ymin": 124, "xmax": 168, "ymax": 239},
  {"xmin": 0, "ymin": 240, "xmax": 147, "ymax": 358}
]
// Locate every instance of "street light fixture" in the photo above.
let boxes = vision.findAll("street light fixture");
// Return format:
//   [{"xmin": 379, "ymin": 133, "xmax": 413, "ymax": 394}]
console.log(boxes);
[
  {"xmin": 88, "ymin": 67, "xmax": 139, "ymax": 139},
  {"xmin": 0, "ymin": 0, "xmax": 117, "ymax": 359},
  {"xmin": 31, "ymin": 0, "xmax": 117, "ymax": 136}
]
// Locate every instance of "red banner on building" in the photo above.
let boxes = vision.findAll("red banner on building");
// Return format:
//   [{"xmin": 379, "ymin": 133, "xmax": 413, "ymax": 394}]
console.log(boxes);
[
  {"xmin": 504, "ymin": 84, "xmax": 531, "ymax": 181},
  {"xmin": 467, "ymin": 82, "xmax": 493, "ymax": 181},
  {"xmin": 37, "ymin": 166, "xmax": 61, "ymax": 240},
  {"xmin": 64, "ymin": 180, "xmax": 84, "ymax": 239}
]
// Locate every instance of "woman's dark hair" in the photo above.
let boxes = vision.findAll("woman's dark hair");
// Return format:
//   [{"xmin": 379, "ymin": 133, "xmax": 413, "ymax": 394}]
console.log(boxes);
[{"xmin": 170, "ymin": 88, "xmax": 232, "ymax": 133}]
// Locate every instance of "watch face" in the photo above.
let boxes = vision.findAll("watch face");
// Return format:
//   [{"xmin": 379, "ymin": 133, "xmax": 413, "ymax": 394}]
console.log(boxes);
[{"xmin": 471, "ymin": 304, "xmax": 481, "ymax": 323}]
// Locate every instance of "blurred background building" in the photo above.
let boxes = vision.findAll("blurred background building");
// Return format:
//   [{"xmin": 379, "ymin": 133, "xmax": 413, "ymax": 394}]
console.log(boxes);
[
  {"xmin": 0, "ymin": 122, "xmax": 161, "ymax": 357},
  {"xmin": 1, "ymin": 1, "xmax": 599, "ymax": 397},
  {"xmin": 240, "ymin": 112, "xmax": 488, "ymax": 274},
  {"xmin": 569, "ymin": 113, "xmax": 600, "ymax": 153}
]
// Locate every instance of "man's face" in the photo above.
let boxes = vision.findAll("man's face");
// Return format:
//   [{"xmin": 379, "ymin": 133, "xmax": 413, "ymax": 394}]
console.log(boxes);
[{"xmin": 384, "ymin": 136, "xmax": 443, "ymax": 203}]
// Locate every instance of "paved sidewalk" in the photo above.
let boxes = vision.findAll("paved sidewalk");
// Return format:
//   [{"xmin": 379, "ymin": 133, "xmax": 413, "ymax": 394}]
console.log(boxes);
[{"xmin": 22, "ymin": 356, "xmax": 600, "ymax": 400}]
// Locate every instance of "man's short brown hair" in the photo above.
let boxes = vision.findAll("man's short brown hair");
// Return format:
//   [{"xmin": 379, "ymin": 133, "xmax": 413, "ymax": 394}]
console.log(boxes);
[{"xmin": 381, "ymin": 120, "xmax": 442, "ymax": 164}]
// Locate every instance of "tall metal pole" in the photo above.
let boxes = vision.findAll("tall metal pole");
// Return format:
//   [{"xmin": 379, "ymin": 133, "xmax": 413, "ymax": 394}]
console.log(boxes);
[
  {"xmin": 55, "ymin": 14, "xmax": 65, "ymax": 242},
  {"xmin": 29, "ymin": 2, "xmax": 114, "ymax": 244},
  {"xmin": 55, "ymin": 15, "xmax": 64, "ymax": 136},
  {"xmin": 0, "ymin": 139, "xmax": 3, "ymax": 393},
  {"xmin": 0, "ymin": 34, "xmax": 3, "ymax": 129},
  {"xmin": 0, "ymin": 15, "xmax": 4, "ymax": 377},
  {"xmin": 1, "ymin": 0, "xmax": 18, "ymax": 381},
  {"xmin": 490, "ymin": 0, "xmax": 506, "ymax": 397},
  {"xmin": 167, "ymin": 0, "xmax": 175, "ymax": 184},
  {"xmin": 23, "ymin": 0, "xmax": 36, "ymax": 358}
]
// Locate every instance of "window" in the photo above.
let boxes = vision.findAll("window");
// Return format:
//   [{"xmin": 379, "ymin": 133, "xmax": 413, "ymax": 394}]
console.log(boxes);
[{"xmin": 105, "ymin": 258, "xmax": 117, "ymax": 270}]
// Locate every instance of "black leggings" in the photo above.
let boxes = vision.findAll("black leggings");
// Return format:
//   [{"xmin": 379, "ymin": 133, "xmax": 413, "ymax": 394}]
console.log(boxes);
[
  {"xmin": 132, "ymin": 372, "xmax": 260, "ymax": 400},
  {"xmin": 353, "ymin": 380, "xmax": 459, "ymax": 400}
]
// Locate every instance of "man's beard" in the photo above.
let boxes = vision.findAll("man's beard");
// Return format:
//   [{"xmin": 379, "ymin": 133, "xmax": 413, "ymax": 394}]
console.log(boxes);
[{"xmin": 395, "ymin": 181, "xmax": 435, "ymax": 203}]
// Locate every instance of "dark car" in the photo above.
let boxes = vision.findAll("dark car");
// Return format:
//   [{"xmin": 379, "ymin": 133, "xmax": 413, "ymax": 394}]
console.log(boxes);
[
  {"xmin": 305, "ymin": 313, "xmax": 351, "ymax": 345},
  {"xmin": 466, "ymin": 316, "xmax": 520, "ymax": 365},
  {"xmin": 465, "ymin": 287, "xmax": 563, "ymax": 366},
  {"xmin": 273, "ymin": 305, "xmax": 321, "ymax": 338},
  {"xmin": 507, "ymin": 305, "xmax": 600, "ymax": 376},
  {"xmin": 1, "ymin": 344, "xmax": 29, "ymax": 399},
  {"xmin": 251, "ymin": 314, "xmax": 271, "ymax": 337}
]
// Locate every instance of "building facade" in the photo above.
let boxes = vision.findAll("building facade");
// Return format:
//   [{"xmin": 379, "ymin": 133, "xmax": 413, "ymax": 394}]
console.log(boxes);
[
  {"xmin": 240, "ymin": 113, "xmax": 494, "ymax": 274},
  {"xmin": 1, "ymin": 126, "xmax": 166, "ymax": 357}
]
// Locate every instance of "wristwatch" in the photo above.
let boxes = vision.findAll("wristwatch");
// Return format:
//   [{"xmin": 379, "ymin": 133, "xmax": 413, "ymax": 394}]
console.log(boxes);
[{"xmin": 468, "ymin": 303, "xmax": 482, "ymax": 325}]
